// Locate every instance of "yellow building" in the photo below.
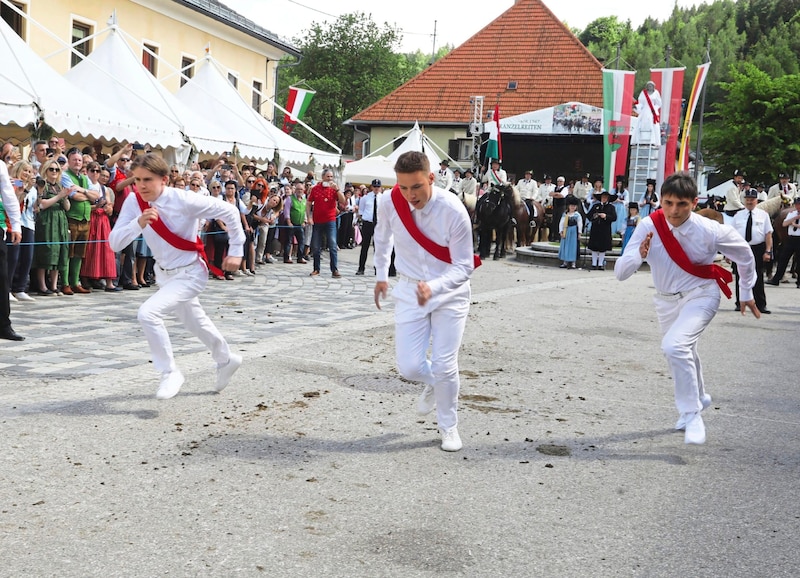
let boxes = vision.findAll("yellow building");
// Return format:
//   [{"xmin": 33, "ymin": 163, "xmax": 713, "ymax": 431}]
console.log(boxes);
[{"xmin": 1, "ymin": 0, "xmax": 299, "ymax": 121}]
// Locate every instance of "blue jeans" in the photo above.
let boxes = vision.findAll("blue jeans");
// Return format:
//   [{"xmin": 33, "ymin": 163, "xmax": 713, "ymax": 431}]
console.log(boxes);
[
  {"xmin": 312, "ymin": 221, "xmax": 338, "ymax": 273},
  {"xmin": 284, "ymin": 225, "xmax": 304, "ymax": 261}
]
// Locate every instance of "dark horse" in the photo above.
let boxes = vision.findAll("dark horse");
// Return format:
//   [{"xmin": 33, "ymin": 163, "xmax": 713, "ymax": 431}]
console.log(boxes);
[
  {"xmin": 475, "ymin": 184, "xmax": 514, "ymax": 260},
  {"xmin": 513, "ymin": 199, "xmax": 545, "ymax": 247}
]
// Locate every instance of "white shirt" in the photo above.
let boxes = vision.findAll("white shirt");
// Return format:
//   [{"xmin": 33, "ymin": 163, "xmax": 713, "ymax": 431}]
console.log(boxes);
[
  {"xmin": 615, "ymin": 212, "xmax": 757, "ymax": 302},
  {"xmin": 767, "ymin": 182, "xmax": 797, "ymax": 200},
  {"xmin": 731, "ymin": 206, "xmax": 773, "ymax": 245},
  {"xmin": 572, "ymin": 181, "xmax": 592, "ymax": 200},
  {"xmin": 110, "ymin": 186, "xmax": 245, "ymax": 269},
  {"xmin": 724, "ymin": 185, "xmax": 745, "ymax": 211},
  {"xmin": 358, "ymin": 191, "xmax": 378, "ymax": 222},
  {"xmin": 0, "ymin": 161, "xmax": 22, "ymax": 233},
  {"xmin": 517, "ymin": 178, "xmax": 539, "ymax": 201},
  {"xmin": 434, "ymin": 168, "xmax": 454, "ymax": 192},
  {"xmin": 784, "ymin": 209, "xmax": 800, "ymax": 236},
  {"xmin": 460, "ymin": 177, "xmax": 477, "ymax": 197},
  {"xmin": 373, "ymin": 186, "xmax": 474, "ymax": 296}
]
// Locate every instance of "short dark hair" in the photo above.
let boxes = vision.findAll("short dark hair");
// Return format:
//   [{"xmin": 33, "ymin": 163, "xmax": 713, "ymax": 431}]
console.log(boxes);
[
  {"xmin": 660, "ymin": 171, "xmax": 698, "ymax": 200},
  {"xmin": 394, "ymin": 151, "xmax": 430, "ymax": 174},
  {"xmin": 224, "ymin": 179, "xmax": 238, "ymax": 189}
]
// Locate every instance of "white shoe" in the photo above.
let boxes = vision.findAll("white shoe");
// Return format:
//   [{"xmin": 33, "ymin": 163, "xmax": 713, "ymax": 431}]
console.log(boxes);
[
  {"xmin": 13, "ymin": 292, "xmax": 35, "ymax": 302},
  {"xmin": 215, "ymin": 353, "xmax": 242, "ymax": 392},
  {"xmin": 675, "ymin": 394, "xmax": 712, "ymax": 430},
  {"xmin": 684, "ymin": 412, "xmax": 706, "ymax": 445},
  {"xmin": 440, "ymin": 427, "xmax": 462, "ymax": 452},
  {"xmin": 416, "ymin": 384, "xmax": 436, "ymax": 415},
  {"xmin": 243, "ymin": 270, "xmax": 254, "ymax": 277},
  {"xmin": 156, "ymin": 370, "xmax": 184, "ymax": 400},
  {"xmin": 9, "ymin": 292, "xmax": 17, "ymax": 302}
]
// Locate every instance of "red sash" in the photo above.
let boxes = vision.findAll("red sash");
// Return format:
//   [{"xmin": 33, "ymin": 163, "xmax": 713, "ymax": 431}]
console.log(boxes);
[
  {"xmin": 644, "ymin": 90, "xmax": 660, "ymax": 124},
  {"xmin": 134, "ymin": 192, "xmax": 223, "ymax": 277},
  {"xmin": 650, "ymin": 209, "xmax": 733, "ymax": 298},
  {"xmin": 390, "ymin": 185, "xmax": 481, "ymax": 269}
]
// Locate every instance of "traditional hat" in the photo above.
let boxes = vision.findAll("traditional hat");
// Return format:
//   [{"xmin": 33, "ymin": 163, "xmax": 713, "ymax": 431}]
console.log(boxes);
[
  {"xmin": 453, "ymin": 168, "xmax": 462, "ymax": 176},
  {"xmin": 490, "ymin": 158, "xmax": 501, "ymax": 165},
  {"xmin": 778, "ymin": 172, "xmax": 789, "ymax": 179},
  {"xmin": 743, "ymin": 188, "xmax": 758, "ymax": 198},
  {"xmin": 565, "ymin": 195, "xmax": 579, "ymax": 206},
  {"xmin": 371, "ymin": 178, "xmax": 382, "ymax": 187},
  {"xmin": 598, "ymin": 189, "xmax": 618, "ymax": 202},
  {"xmin": 440, "ymin": 159, "xmax": 450, "ymax": 166},
  {"xmin": 646, "ymin": 178, "xmax": 657, "ymax": 186},
  {"xmin": 628, "ymin": 201, "xmax": 639, "ymax": 209},
  {"xmin": 582, "ymin": 172, "xmax": 590, "ymax": 179},
  {"xmin": 733, "ymin": 169, "xmax": 746, "ymax": 177},
  {"xmin": 524, "ymin": 169, "xmax": 533, "ymax": 174},
  {"xmin": 464, "ymin": 167, "xmax": 474, "ymax": 175},
  {"xmin": 543, "ymin": 174, "xmax": 552, "ymax": 180},
  {"xmin": 615, "ymin": 174, "xmax": 626, "ymax": 184}
]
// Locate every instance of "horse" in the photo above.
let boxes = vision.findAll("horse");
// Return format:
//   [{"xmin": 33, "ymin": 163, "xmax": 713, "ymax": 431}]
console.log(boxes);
[
  {"xmin": 475, "ymin": 184, "xmax": 515, "ymax": 260},
  {"xmin": 513, "ymin": 198, "xmax": 545, "ymax": 247},
  {"xmin": 458, "ymin": 187, "xmax": 478, "ymax": 245}
]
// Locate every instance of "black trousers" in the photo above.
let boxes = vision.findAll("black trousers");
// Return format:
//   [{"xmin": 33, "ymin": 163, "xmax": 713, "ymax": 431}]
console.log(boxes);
[
  {"xmin": 338, "ymin": 212, "xmax": 354, "ymax": 248},
  {"xmin": 358, "ymin": 220, "xmax": 375, "ymax": 271},
  {"xmin": 0, "ymin": 232, "xmax": 11, "ymax": 331},
  {"xmin": 734, "ymin": 242, "xmax": 767, "ymax": 310},
  {"xmin": 771, "ymin": 236, "xmax": 800, "ymax": 284}
]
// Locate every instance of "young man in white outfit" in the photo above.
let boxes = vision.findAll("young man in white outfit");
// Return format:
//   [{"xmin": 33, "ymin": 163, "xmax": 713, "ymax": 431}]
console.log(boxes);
[
  {"xmin": 373, "ymin": 151, "xmax": 476, "ymax": 452},
  {"xmin": 615, "ymin": 172, "xmax": 759, "ymax": 445},
  {"xmin": 109, "ymin": 154, "xmax": 245, "ymax": 399}
]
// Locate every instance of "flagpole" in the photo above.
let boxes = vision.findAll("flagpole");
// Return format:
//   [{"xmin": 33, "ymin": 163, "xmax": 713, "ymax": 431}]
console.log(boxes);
[{"xmin": 693, "ymin": 39, "xmax": 711, "ymax": 182}]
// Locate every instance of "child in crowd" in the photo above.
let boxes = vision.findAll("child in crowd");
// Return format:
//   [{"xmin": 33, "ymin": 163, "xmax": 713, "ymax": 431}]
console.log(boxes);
[
  {"xmin": 558, "ymin": 196, "xmax": 582, "ymax": 269},
  {"xmin": 621, "ymin": 202, "xmax": 640, "ymax": 253}
]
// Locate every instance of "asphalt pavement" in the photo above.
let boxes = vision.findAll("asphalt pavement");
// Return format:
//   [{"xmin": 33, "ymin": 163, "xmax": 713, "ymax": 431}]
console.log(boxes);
[{"xmin": 1, "ymin": 247, "xmax": 799, "ymax": 577}]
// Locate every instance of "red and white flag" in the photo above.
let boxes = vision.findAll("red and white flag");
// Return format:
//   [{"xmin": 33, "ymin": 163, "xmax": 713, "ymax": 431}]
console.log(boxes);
[
  {"xmin": 651, "ymin": 67, "xmax": 685, "ymax": 181},
  {"xmin": 602, "ymin": 69, "xmax": 636, "ymax": 191}
]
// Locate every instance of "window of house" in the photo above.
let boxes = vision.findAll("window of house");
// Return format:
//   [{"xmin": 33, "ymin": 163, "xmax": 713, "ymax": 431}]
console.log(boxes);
[
  {"xmin": 252, "ymin": 80, "xmax": 262, "ymax": 111},
  {"xmin": 1, "ymin": 2, "xmax": 25, "ymax": 40},
  {"xmin": 142, "ymin": 43, "xmax": 158, "ymax": 76},
  {"xmin": 228, "ymin": 72, "xmax": 238, "ymax": 89},
  {"xmin": 71, "ymin": 21, "xmax": 92, "ymax": 68},
  {"xmin": 180, "ymin": 57, "xmax": 194, "ymax": 87}
]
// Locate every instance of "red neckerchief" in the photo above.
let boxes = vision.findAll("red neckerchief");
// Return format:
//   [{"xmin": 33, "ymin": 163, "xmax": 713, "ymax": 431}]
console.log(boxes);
[
  {"xmin": 390, "ymin": 185, "xmax": 481, "ymax": 269},
  {"xmin": 134, "ymin": 190, "xmax": 223, "ymax": 277},
  {"xmin": 650, "ymin": 209, "xmax": 733, "ymax": 298},
  {"xmin": 643, "ymin": 90, "xmax": 660, "ymax": 123}
]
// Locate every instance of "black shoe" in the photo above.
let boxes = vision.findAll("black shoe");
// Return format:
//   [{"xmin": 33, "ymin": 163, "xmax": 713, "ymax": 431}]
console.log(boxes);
[
  {"xmin": 765, "ymin": 279, "xmax": 780, "ymax": 286},
  {"xmin": 105, "ymin": 286, "xmax": 124, "ymax": 292},
  {"xmin": 0, "ymin": 327, "xmax": 24, "ymax": 341},
  {"xmin": 759, "ymin": 308, "xmax": 771, "ymax": 314},
  {"xmin": 122, "ymin": 284, "xmax": 140, "ymax": 290},
  {"xmin": 355, "ymin": 269, "xmax": 365, "ymax": 275},
  {"xmin": 734, "ymin": 303, "xmax": 740, "ymax": 310}
]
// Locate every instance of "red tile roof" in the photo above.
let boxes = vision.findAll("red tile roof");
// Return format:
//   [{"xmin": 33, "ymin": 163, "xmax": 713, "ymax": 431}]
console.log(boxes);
[{"xmin": 350, "ymin": 0, "xmax": 604, "ymax": 125}]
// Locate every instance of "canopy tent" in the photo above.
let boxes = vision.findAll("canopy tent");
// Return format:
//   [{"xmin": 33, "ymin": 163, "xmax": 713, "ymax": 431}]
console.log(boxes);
[
  {"xmin": 64, "ymin": 26, "xmax": 269, "ymax": 160},
  {"xmin": 176, "ymin": 55, "xmax": 340, "ymax": 167},
  {"xmin": 343, "ymin": 122, "xmax": 457, "ymax": 186},
  {"xmin": 0, "ymin": 18, "xmax": 181, "ymax": 146}
]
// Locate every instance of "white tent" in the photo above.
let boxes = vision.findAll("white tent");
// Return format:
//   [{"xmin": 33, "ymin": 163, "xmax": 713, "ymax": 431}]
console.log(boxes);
[
  {"xmin": 0, "ymin": 18, "xmax": 180, "ymax": 146},
  {"xmin": 64, "ymin": 26, "xmax": 267, "ymax": 159},
  {"xmin": 343, "ymin": 122, "xmax": 455, "ymax": 186},
  {"xmin": 177, "ymin": 56, "xmax": 339, "ymax": 166}
]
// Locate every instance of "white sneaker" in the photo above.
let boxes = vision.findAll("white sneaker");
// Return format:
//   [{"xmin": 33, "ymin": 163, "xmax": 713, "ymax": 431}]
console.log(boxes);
[
  {"xmin": 416, "ymin": 384, "xmax": 436, "ymax": 415},
  {"xmin": 440, "ymin": 427, "xmax": 462, "ymax": 452},
  {"xmin": 9, "ymin": 292, "xmax": 17, "ymax": 302},
  {"xmin": 13, "ymin": 292, "xmax": 35, "ymax": 302},
  {"xmin": 675, "ymin": 394, "xmax": 712, "ymax": 430},
  {"xmin": 156, "ymin": 370, "xmax": 185, "ymax": 400},
  {"xmin": 684, "ymin": 412, "xmax": 706, "ymax": 445},
  {"xmin": 215, "ymin": 353, "xmax": 242, "ymax": 392}
]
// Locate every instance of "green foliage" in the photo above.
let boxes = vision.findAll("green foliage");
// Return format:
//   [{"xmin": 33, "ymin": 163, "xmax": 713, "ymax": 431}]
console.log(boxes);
[
  {"xmin": 278, "ymin": 13, "xmax": 449, "ymax": 154},
  {"xmin": 703, "ymin": 63, "xmax": 800, "ymax": 180}
]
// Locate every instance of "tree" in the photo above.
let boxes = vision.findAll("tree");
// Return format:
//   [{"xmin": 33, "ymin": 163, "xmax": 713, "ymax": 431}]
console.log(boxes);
[
  {"xmin": 703, "ymin": 63, "xmax": 800, "ymax": 180},
  {"xmin": 279, "ymin": 13, "xmax": 411, "ymax": 155}
]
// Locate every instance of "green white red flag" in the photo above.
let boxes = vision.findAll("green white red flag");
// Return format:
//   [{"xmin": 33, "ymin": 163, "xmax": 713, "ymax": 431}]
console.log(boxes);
[
  {"xmin": 282, "ymin": 87, "xmax": 315, "ymax": 134},
  {"xmin": 678, "ymin": 62, "xmax": 711, "ymax": 171},
  {"xmin": 602, "ymin": 69, "xmax": 636, "ymax": 191}
]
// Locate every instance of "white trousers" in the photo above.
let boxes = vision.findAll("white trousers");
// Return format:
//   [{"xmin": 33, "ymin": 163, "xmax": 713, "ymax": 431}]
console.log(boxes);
[
  {"xmin": 392, "ymin": 279, "xmax": 470, "ymax": 431},
  {"xmin": 653, "ymin": 283, "xmax": 718, "ymax": 414},
  {"xmin": 138, "ymin": 260, "xmax": 231, "ymax": 374}
]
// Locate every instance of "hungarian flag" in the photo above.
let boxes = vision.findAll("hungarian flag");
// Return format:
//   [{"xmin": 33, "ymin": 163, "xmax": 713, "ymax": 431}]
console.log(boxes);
[
  {"xmin": 282, "ymin": 87, "xmax": 315, "ymax": 134},
  {"xmin": 650, "ymin": 67, "xmax": 685, "ymax": 181},
  {"xmin": 602, "ymin": 69, "xmax": 636, "ymax": 191},
  {"xmin": 678, "ymin": 62, "xmax": 711, "ymax": 171},
  {"xmin": 485, "ymin": 104, "xmax": 502, "ymax": 163}
]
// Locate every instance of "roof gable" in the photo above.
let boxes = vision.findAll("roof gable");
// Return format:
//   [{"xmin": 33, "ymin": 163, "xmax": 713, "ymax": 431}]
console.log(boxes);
[{"xmin": 350, "ymin": 0, "xmax": 604, "ymax": 125}]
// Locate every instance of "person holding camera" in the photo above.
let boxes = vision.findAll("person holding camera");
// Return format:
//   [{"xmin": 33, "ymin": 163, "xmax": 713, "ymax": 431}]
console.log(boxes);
[{"xmin": 306, "ymin": 169, "xmax": 345, "ymax": 278}]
